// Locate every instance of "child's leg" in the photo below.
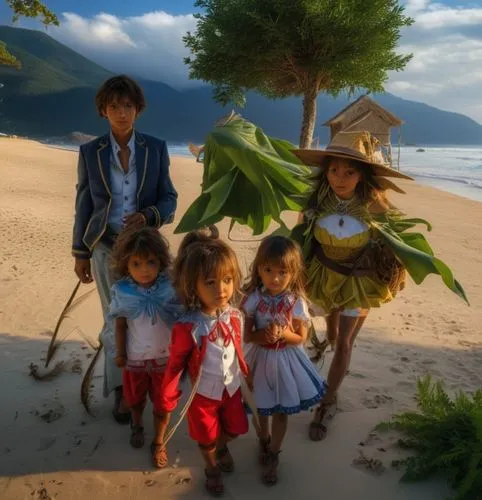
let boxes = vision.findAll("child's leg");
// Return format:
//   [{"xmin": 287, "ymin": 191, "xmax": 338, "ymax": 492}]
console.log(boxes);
[
  {"xmin": 150, "ymin": 367, "xmax": 171, "ymax": 468},
  {"xmin": 258, "ymin": 415, "xmax": 271, "ymax": 464},
  {"xmin": 123, "ymin": 368, "xmax": 147, "ymax": 448},
  {"xmin": 153, "ymin": 412, "xmax": 170, "ymax": 445},
  {"xmin": 259, "ymin": 415, "xmax": 270, "ymax": 441},
  {"xmin": 199, "ymin": 442, "xmax": 224, "ymax": 496},
  {"xmin": 216, "ymin": 389, "xmax": 249, "ymax": 473},
  {"xmin": 325, "ymin": 310, "xmax": 340, "ymax": 349},
  {"xmin": 150, "ymin": 412, "xmax": 170, "ymax": 469},
  {"xmin": 270, "ymin": 413, "xmax": 288, "ymax": 453},
  {"xmin": 187, "ymin": 394, "xmax": 224, "ymax": 496},
  {"xmin": 262, "ymin": 412, "xmax": 286, "ymax": 486}
]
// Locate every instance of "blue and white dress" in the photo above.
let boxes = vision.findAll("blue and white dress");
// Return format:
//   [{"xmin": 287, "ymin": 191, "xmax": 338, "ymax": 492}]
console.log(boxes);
[{"xmin": 242, "ymin": 289, "xmax": 326, "ymax": 415}]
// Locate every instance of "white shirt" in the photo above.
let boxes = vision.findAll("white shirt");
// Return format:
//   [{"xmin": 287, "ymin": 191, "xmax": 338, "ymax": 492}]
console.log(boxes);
[
  {"xmin": 197, "ymin": 333, "xmax": 241, "ymax": 401},
  {"xmin": 126, "ymin": 313, "xmax": 171, "ymax": 361},
  {"xmin": 107, "ymin": 131, "xmax": 137, "ymax": 233}
]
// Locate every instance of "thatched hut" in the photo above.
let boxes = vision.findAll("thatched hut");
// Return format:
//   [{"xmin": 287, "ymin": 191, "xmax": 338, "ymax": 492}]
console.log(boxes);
[{"xmin": 323, "ymin": 95, "xmax": 403, "ymax": 168}]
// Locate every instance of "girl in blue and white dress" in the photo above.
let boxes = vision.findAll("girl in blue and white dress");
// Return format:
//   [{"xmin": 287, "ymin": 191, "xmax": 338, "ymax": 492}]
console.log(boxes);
[{"xmin": 241, "ymin": 235, "xmax": 327, "ymax": 486}]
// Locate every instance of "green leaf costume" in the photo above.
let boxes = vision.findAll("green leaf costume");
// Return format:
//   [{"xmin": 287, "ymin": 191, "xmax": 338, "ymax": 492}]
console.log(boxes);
[{"xmin": 176, "ymin": 115, "xmax": 468, "ymax": 308}]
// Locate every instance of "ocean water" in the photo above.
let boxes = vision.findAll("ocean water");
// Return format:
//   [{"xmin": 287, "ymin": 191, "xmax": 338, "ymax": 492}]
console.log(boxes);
[
  {"xmin": 396, "ymin": 146, "xmax": 482, "ymax": 203},
  {"xmin": 39, "ymin": 140, "xmax": 482, "ymax": 204}
]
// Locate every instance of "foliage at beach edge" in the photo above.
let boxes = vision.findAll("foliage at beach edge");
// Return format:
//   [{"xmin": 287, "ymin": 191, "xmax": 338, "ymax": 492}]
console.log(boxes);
[
  {"xmin": 1, "ymin": 0, "xmax": 58, "ymax": 67},
  {"xmin": 376, "ymin": 375, "xmax": 482, "ymax": 500}
]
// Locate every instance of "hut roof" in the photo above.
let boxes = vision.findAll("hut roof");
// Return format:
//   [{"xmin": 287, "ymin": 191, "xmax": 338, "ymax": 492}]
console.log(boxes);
[{"xmin": 323, "ymin": 95, "xmax": 403, "ymax": 127}]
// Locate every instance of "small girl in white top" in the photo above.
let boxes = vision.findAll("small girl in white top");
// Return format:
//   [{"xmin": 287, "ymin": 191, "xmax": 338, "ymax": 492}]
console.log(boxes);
[
  {"xmin": 242, "ymin": 235, "xmax": 327, "ymax": 486},
  {"xmin": 109, "ymin": 227, "xmax": 181, "ymax": 468}
]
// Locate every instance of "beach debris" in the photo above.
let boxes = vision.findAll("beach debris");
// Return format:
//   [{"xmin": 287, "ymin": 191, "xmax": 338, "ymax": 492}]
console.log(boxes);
[
  {"xmin": 80, "ymin": 344, "xmax": 103, "ymax": 415},
  {"xmin": 29, "ymin": 361, "xmax": 66, "ymax": 381},
  {"xmin": 352, "ymin": 451, "xmax": 386, "ymax": 475},
  {"xmin": 34, "ymin": 485, "xmax": 52, "ymax": 500},
  {"xmin": 38, "ymin": 402, "xmax": 65, "ymax": 423},
  {"xmin": 45, "ymin": 280, "xmax": 96, "ymax": 367},
  {"xmin": 176, "ymin": 476, "xmax": 192, "ymax": 485}
]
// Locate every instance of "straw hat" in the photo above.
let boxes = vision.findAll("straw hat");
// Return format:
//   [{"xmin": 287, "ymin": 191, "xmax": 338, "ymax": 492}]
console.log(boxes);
[{"xmin": 293, "ymin": 130, "xmax": 413, "ymax": 181}]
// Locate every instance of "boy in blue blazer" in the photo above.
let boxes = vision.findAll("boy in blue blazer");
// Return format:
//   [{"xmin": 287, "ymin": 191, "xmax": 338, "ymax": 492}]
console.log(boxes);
[{"xmin": 72, "ymin": 75, "xmax": 178, "ymax": 423}]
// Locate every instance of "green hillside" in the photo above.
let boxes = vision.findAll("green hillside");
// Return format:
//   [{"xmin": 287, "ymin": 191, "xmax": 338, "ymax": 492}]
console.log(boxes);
[{"xmin": 0, "ymin": 25, "xmax": 111, "ymax": 95}]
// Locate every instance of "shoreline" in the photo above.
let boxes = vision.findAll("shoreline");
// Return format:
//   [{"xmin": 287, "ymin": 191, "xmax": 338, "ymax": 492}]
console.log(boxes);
[{"xmin": 2, "ymin": 135, "xmax": 482, "ymax": 203}]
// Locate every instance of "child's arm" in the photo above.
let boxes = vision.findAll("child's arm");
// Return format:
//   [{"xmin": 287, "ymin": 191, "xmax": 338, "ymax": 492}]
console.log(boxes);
[
  {"xmin": 243, "ymin": 316, "xmax": 273, "ymax": 345},
  {"xmin": 279, "ymin": 319, "xmax": 308, "ymax": 346},
  {"xmin": 159, "ymin": 323, "xmax": 194, "ymax": 413},
  {"xmin": 115, "ymin": 317, "xmax": 128, "ymax": 367}
]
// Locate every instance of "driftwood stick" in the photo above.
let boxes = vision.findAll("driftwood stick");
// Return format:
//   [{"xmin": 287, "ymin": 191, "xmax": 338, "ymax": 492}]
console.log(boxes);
[
  {"xmin": 45, "ymin": 280, "xmax": 82, "ymax": 368},
  {"xmin": 81, "ymin": 343, "xmax": 103, "ymax": 415}
]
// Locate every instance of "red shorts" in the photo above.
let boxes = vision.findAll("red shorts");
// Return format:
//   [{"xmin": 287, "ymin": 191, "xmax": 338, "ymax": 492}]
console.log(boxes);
[
  {"xmin": 122, "ymin": 359, "xmax": 167, "ymax": 414},
  {"xmin": 187, "ymin": 389, "xmax": 249, "ymax": 446}
]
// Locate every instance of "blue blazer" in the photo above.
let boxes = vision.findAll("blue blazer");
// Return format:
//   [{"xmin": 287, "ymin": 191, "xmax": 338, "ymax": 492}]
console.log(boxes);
[{"xmin": 72, "ymin": 131, "xmax": 178, "ymax": 259}]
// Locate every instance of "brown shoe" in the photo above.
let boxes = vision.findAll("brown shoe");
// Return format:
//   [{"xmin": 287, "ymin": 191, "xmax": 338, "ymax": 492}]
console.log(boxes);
[
  {"xmin": 205, "ymin": 466, "xmax": 224, "ymax": 497},
  {"xmin": 150, "ymin": 442, "xmax": 168, "ymax": 469},
  {"xmin": 216, "ymin": 445, "xmax": 234, "ymax": 473},
  {"xmin": 262, "ymin": 450, "xmax": 280, "ymax": 486}
]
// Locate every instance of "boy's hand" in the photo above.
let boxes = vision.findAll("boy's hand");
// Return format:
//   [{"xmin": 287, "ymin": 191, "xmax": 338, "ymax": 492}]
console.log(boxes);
[
  {"xmin": 74, "ymin": 258, "xmax": 93, "ymax": 284},
  {"xmin": 115, "ymin": 355, "xmax": 127, "ymax": 368},
  {"xmin": 123, "ymin": 212, "xmax": 146, "ymax": 230}
]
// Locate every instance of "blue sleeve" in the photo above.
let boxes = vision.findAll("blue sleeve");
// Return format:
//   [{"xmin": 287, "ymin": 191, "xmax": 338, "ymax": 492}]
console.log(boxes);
[
  {"xmin": 141, "ymin": 141, "xmax": 178, "ymax": 228},
  {"xmin": 72, "ymin": 146, "xmax": 93, "ymax": 259}
]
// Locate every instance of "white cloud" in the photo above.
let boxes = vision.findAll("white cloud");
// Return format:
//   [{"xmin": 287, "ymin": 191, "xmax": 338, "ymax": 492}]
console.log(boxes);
[
  {"xmin": 50, "ymin": 11, "xmax": 197, "ymax": 89},
  {"xmin": 386, "ymin": 1, "xmax": 482, "ymax": 122},
  {"xmin": 44, "ymin": 4, "xmax": 482, "ymax": 122}
]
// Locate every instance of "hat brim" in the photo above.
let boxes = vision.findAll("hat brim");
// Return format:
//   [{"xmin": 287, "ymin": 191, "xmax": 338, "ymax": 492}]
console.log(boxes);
[
  {"xmin": 373, "ymin": 176, "xmax": 406, "ymax": 194},
  {"xmin": 293, "ymin": 149, "xmax": 413, "ymax": 181}
]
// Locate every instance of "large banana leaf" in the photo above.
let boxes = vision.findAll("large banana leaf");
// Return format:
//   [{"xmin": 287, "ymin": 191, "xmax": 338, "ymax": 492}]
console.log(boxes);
[{"xmin": 175, "ymin": 115, "xmax": 316, "ymax": 235}]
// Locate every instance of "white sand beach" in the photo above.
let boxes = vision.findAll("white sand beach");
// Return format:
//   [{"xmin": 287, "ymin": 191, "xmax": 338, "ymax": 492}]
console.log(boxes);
[{"xmin": 0, "ymin": 137, "xmax": 481, "ymax": 499}]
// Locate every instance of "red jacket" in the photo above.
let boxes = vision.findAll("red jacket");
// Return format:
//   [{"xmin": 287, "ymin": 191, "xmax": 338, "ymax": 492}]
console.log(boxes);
[{"xmin": 160, "ymin": 308, "xmax": 249, "ymax": 413}]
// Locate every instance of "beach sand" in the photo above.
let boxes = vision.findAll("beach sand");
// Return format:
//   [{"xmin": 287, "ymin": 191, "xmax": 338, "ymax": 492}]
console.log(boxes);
[{"xmin": 0, "ymin": 137, "xmax": 481, "ymax": 499}]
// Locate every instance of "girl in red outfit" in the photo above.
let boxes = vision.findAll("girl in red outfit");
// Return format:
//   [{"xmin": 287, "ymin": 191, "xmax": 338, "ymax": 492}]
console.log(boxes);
[{"xmin": 160, "ymin": 227, "xmax": 249, "ymax": 497}]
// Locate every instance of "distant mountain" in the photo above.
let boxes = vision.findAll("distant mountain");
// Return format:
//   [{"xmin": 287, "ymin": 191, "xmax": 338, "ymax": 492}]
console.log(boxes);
[{"xmin": 1, "ymin": 25, "xmax": 482, "ymax": 145}]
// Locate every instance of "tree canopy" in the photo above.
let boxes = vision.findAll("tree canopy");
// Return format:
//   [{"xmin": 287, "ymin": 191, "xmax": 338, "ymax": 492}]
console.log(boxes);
[
  {"xmin": 1, "ymin": 1, "xmax": 58, "ymax": 68},
  {"xmin": 184, "ymin": 0, "xmax": 414, "ymax": 148}
]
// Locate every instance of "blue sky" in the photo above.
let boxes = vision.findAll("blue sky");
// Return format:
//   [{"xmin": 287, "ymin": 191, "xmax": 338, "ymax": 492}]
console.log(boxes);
[
  {"xmin": 0, "ymin": 0, "xmax": 464, "ymax": 19},
  {"xmin": 0, "ymin": 1, "xmax": 202, "ymax": 21},
  {"xmin": 1, "ymin": 0, "xmax": 482, "ymax": 122}
]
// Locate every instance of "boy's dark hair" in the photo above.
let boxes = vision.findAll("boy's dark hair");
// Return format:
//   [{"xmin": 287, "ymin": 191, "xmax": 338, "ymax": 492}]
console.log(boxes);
[
  {"xmin": 95, "ymin": 75, "xmax": 146, "ymax": 117},
  {"xmin": 111, "ymin": 226, "xmax": 171, "ymax": 278}
]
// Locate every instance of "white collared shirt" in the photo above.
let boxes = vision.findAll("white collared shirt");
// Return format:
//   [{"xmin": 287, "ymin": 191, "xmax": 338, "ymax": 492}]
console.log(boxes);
[
  {"xmin": 107, "ymin": 131, "xmax": 137, "ymax": 233},
  {"xmin": 197, "ymin": 328, "xmax": 241, "ymax": 401}
]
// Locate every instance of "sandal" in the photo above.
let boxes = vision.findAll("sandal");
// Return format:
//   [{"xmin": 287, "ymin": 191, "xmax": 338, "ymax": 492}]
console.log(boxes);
[
  {"xmin": 129, "ymin": 424, "xmax": 145, "ymax": 448},
  {"xmin": 204, "ymin": 466, "xmax": 224, "ymax": 497},
  {"xmin": 308, "ymin": 397, "xmax": 337, "ymax": 442},
  {"xmin": 262, "ymin": 450, "xmax": 280, "ymax": 486},
  {"xmin": 308, "ymin": 337, "xmax": 331, "ymax": 364},
  {"xmin": 150, "ymin": 442, "xmax": 168, "ymax": 469},
  {"xmin": 215, "ymin": 445, "xmax": 234, "ymax": 473},
  {"xmin": 258, "ymin": 436, "xmax": 271, "ymax": 465},
  {"xmin": 112, "ymin": 386, "xmax": 131, "ymax": 425}
]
